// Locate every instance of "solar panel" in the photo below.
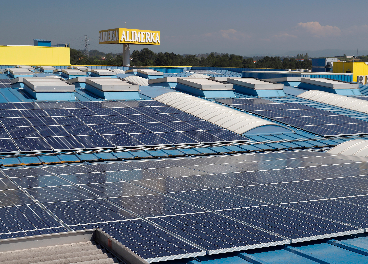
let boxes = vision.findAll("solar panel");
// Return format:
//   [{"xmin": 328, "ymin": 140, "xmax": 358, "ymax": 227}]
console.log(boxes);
[
  {"xmin": 130, "ymin": 133, "xmax": 172, "ymax": 145},
  {"xmin": 0, "ymin": 189, "xmax": 34, "ymax": 206},
  {"xmin": 171, "ymin": 189, "xmax": 260, "ymax": 210},
  {"xmin": 14, "ymin": 102, "xmax": 41, "ymax": 110},
  {"xmin": 44, "ymin": 200, "xmax": 131, "ymax": 225},
  {"xmin": 44, "ymin": 136, "xmax": 85, "ymax": 150},
  {"xmin": 140, "ymin": 122, "xmax": 175, "ymax": 133},
  {"xmin": 0, "ymin": 127, "xmax": 10, "ymax": 138},
  {"xmin": 150, "ymin": 113, "xmax": 181, "ymax": 122},
  {"xmin": 67, "ymin": 108, "xmax": 94, "ymax": 116},
  {"xmin": 64, "ymin": 125, "xmax": 98, "ymax": 136},
  {"xmin": 74, "ymin": 135, "xmax": 114, "ymax": 149},
  {"xmin": 43, "ymin": 109, "xmax": 72, "ymax": 116},
  {"xmin": 37, "ymin": 125, "xmax": 69, "ymax": 137},
  {"xmin": 0, "ymin": 103, "xmax": 16, "ymax": 110},
  {"xmin": 114, "ymin": 123, "xmax": 150, "ymax": 133},
  {"xmin": 53, "ymin": 116, "xmax": 84, "ymax": 126},
  {"xmin": 7, "ymin": 126, "xmax": 40, "ymax": 138},
  {"xmin": 100, "ymin": 220, "xmax": 204, "ymax": 262},
  {"xmin": 110, "ymin": 194, "xmax": 204, "ymax": 217},
  {"xmin": 150, "ymin": 212, "xmax": 286, "ymax": 254},
  {"xmin": 1, "ymin": 151, "xmax": 368, "ymax": 261},
  {"xmin": 161, "ymin": 131, "xmax": 198, "ymax": 144},
  {"xmin": 283, "ymin": 200, "xmax": 368, "ymax": 229},
  {"xmin": 21, "ymin": 109, "xmax": 48, "ymax": 117},
  {"xmin": 80, "ymin": 116, "xmax": 107, "ymax": 125},
  {"xmin": 103, "ymin": 115, "xmax": 132, "ymax": 123},
  {"xmin": 185, "ymin": 130, "xmax": 221, "ymax": 143},
  {"xmin": 27, "ymin": 117, "xmax": 58, "ymax": 126},
  {"xmin": 221, "ymin": 206, "xmax": 355, "ymax": 242},
  {"xmin": 113, "ymin": 107, "xmax": 140, "ymax": 115},
  {"xmin": 0, "ymin": 110, "xmax": 23, "ymax": 117},
  {"xmin": 217, "ymin": 98, "xmax": 368, "ymax": 136},
  {"xmin": 12, "ymin": 174, "xmax": 69, "ymax": 189},
  {"xmin": 164, "ymin": 121, "xmax": 197, "ymax": 131},
  {"xmin": 189, "ymin": 120, "xmax": 220, "ymax": 130},
  {"xmin": 127, "ymin": 114, "xmax": 157, "ymax": 123},
  {"xmin": 88, "ymin": 124, "xmax": 119, "ymax": 135},
  {"xmin": 102, "ymin": 133, "xmax": 140, "ymax": 147},
  {"xmin": 1, "ymin": 118, "xmax": 31, "ymax": 127},
  {"xmin": 0, "ymin": 203, "xmax": 62, "ymax": 233},
  {"xmin": 13, "ymin": 137, "xmax": 52, "ymax": 151}
]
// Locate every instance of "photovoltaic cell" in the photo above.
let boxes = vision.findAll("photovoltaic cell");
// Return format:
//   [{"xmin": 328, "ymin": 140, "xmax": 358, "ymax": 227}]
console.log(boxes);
[
  {"xmin": 11, "ymin": 175, "xmax": 69, "ymax": 189},
  {"xmin": 100, "ymin": 220, "xmax": 204, "ymax": 262},
  {"xmin": 220, "ymin": 206, "xmax": 356, "ymax": 242},
  {"xmin": 151, "ymin": 212, "xmax": 286, "ymax": 254},
  {"xmin": 13, "ymin": 137, "xmax": 52, "ymax": 151},
  {"xmin": 109, "ymin": 194, "xmax": 204, "ymax": 217},
  {"xmin": 283, "ymin": 200, "xmax": 368, "ymax": 229},
  {"xmin": 73, "ymin": 135, "xmax": 114, "ymax": 149},
  {"xmin": 169, "ymin": 189, "xmax": 260, "ymax": 210},
  {"xmin": 44, "ymin": 199, "xmax": 134, "ymax": 225},
  {"xmin": 130, "ymin": 133, "xmax": 172, "ymax": 145}
]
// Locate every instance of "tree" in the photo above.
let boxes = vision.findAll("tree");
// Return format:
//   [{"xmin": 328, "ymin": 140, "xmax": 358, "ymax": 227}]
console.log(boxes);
[
  {"xmin": 228, "ymin": 54, "xmax": 243, "ymax": 68},
  {"xmin": 183, "ymin": 55, "xmax": 200, "ymax": 66},
  {"xmin": 70, "ymin": 47, "xmax": 312, "ymax": 69},
  {"xmin": 242, "ymin": 58, "xmax": 255, "ymax": 68},
  {"xmin": 114, "ymin": 54, "xmax": 124, "ymax": 66},
  {"xmin": 288, "ymin": 58, "xmax": 297, "ymax": 69},
  {"xmin": 256, "ymin": 56, "xmax": 282, "ymax": 69},
  {"xmin": 131, "ymin": 48, "xmax": 156, "ymax": 66},
  {"xmin": 70, "ymin": 49, "xmax": 85, "ymax": 65}
]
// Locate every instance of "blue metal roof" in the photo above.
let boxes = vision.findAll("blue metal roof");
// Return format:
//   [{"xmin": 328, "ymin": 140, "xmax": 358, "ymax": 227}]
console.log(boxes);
[{"xmin": 163, "ymin": 234, "xmax": 368, "ymax": 263}]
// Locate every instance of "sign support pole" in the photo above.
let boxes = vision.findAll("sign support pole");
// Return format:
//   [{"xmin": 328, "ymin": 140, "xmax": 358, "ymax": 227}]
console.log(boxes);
[{"xmin": 123, "ymin": 44, "xmax": 130, "ymax": 67}]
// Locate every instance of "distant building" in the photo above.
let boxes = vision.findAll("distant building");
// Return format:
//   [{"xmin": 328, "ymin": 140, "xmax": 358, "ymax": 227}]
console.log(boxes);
[
  {"xmin": 312, "ymin": 58, "xmax": 338, "ymax": 72},
  {"xmin": 33, "ymin": 39, "xmax": 51, "ymax": 47},
  {"xmin": 0, "ymin": 39, "xmax": 70, "ymax": 65}
]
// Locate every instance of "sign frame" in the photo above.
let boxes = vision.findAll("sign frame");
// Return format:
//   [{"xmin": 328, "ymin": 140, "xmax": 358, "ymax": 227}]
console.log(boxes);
[{"xmin": 99, "ymin": 28, "xmax": 160, "ymax": 45}]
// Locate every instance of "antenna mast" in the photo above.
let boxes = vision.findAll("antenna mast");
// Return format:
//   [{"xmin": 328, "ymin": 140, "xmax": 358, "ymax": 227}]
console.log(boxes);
[{"xmin": 84, "ymin": 35, "xmax": 90, "ymax": 57}]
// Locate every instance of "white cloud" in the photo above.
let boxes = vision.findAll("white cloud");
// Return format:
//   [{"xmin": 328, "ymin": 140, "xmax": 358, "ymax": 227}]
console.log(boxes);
[
  {"xmin": 272, "ymin": 32, "xmax": 297, "ymax": 39},
  {"xmin": 297, "ymin": 22, "xmax": 341, "ymax": 37},
  {"xmin": 219, "ymin": 29, "xmax": 249, "ymax": 41}
]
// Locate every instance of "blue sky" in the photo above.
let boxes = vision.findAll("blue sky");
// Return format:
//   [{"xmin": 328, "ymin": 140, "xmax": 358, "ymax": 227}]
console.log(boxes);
[{"xmin": 1, "ymin": 0, "xmax": 368, "ymax": 56}]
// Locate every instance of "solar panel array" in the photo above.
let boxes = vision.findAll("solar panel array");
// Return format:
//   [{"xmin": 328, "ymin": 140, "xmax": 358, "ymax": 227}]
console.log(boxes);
[
  {"xmin": 0, "ymin": 101, "xmax": 247, "ymax": 153},
  {"xmin": 2, "ymin": 70, "xmax": 368, "ymax": 263},
  {"xmin": 270, "ymin": 96, "xmax": 368, "ymax": 123},
  {"xmin": 298, "ymin": 90, "xmax": 368, "ymax": 114},
  {"xmin": 217, "ymin": 98, "xmax": 368, "ymax": 136},
  {"xmin": 155, "ymin": 92, "xmax": 274, "ymax": 134},
  {"xmin": 0, "ymin": 79, "xmax": 11, "ymax": 88},
  {"xmin": 1, "ymin": 151, "xmax": 368, "ymax": 262}
]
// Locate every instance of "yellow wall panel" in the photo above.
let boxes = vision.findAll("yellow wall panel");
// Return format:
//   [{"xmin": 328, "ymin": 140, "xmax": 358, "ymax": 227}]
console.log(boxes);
[
  {"xmin": 0, "ymin": 46, "xmax": 70, "ymax": 66},
  {"xmin": 333, "ymin": 62, "xmax": 368, "ymax": 82}
]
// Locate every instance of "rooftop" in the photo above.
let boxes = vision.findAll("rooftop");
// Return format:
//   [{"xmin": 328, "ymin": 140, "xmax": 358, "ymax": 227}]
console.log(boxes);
[{"xmin": 0, "ymin": 65, "xmax": 368, "ymax": 263}]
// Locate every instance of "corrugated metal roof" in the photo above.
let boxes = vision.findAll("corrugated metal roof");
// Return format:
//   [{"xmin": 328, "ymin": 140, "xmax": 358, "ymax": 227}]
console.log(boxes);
[
  {"xmin": 0, "ymin": 241, "xmax": 118, "ymax": 264},
  {"xmin": 155, "ymin": 92, "xmax": 276, "ymax": 134}
]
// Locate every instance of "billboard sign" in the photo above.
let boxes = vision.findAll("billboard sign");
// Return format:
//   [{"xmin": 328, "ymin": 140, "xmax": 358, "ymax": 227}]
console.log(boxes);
[{"xmin": 99, "ymin": 28, "xmax": 160, "ymax": 45}]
